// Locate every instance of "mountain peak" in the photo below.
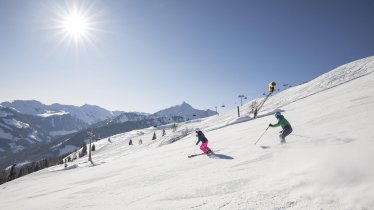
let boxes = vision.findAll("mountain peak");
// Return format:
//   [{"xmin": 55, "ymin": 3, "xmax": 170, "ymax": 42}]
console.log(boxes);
[
  {"xmin": 179, "ymin": 101, "xmax": 192, "ymax": 107},
  {"xmin": 152, "ymin": 102, "xmax": 217, "ymax": 120}
]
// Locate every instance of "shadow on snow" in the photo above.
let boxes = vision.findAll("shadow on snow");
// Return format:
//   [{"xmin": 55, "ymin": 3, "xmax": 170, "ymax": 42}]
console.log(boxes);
[{"xmin": 208, "ymin": 153, "xmax": 234, "ymax": 160}]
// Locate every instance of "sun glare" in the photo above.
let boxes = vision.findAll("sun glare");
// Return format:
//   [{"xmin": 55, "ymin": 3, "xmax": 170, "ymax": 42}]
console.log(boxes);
[
  {"xmin": 63, "ymin": 13, "xmax": 89, "ymax": 39},
  {"xmin": 50, "ymin": 1, "xmax": 103, "ymax": 51}
]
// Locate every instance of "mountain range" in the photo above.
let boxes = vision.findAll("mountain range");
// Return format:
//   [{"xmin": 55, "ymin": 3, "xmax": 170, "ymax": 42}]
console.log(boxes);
[{"xmin": 0, "ymin": 101, "xmax": 217, "ymax": 168}]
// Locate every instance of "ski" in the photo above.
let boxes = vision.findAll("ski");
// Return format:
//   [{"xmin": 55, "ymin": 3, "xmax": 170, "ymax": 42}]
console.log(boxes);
[
  {"xmin": 188, "ymin": 149, "xmax": 221, "ymax": 158},
  {"xmin": 188, "ymin": 150, "xmax": 218, "ymax": 158},
  {"xmin": 188, "ymin": 153, "xmax": 207, "ymax": 158}
]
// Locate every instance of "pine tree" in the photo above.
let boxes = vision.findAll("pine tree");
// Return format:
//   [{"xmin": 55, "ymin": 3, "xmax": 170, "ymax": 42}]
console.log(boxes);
[
  {"xmin": 249, "ymin": 101, "xmax": 258, "ymax": 114},
  {"xmin": 27, "ymin": 165, "xmax": 33, "ymax": 174},
  {"xmin": 152, "ymin": 132, "xmax": 157, "ymax": 140},
  {"xmin": 8, "ymin": 164, "xmax": 17, "ymax": 181},
  {"xmin": 18, "ymin": 167, "xmax": 25, "ymax": 178},
  {"xmin": 171, "ymin": 124, "xmax": 178, "ymax": 132},
  {"xmin": 0, "ymin": 170, "xmax": 6, "ymax": 185},
  {"xmin": 81, "ymin": 144, "xmax": 87, "ymax": 157},
  {"xmin": 33, "ymin": 162, "xmax": 40, "ymax": 172}
]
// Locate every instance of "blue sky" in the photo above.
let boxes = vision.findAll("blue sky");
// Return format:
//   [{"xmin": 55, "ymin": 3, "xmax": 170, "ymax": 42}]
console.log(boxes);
[{"xmin": 1, "ymin": 0, "xmax": 374, "ymax": 113}]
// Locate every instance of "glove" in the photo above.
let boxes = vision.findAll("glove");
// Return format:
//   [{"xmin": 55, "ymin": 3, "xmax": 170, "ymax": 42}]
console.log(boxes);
[{"xmin": 269, "ymin": 123, "xmax": 272, "ymax": 127}]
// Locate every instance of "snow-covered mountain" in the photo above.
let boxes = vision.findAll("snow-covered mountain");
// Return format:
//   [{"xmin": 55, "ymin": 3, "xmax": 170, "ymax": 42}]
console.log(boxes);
[
  {"xmin": 1, "ymin": 56, "xmax": 373, "ymax": 209},
  {"xmin": 0, "ymin": 106, "xmax": 88, "ymax": 161},
  {"xmin": 152, "ymin": 101, "xmax": 217, "ymax": 121},
  {"xmin": 105, "ymin": 112, "xmax": 149, "ymax": 124},
  {"xmin": 0, "ymin": 102, "xmax": 217, "ymax": 168},
  {"xmin": 103, "ymin": 102, "xmax": 217, "ymax": 125},
  {"xmin": 1, "ymin": 100, "xmax": 121, "ymax": 125},
  {"xmin": 0, "ymin": 101, "xmax": 122, "ymax": 163},
  {"xmin": 45, "ymin": 102, "xmax": 217, "ymax": 158}
]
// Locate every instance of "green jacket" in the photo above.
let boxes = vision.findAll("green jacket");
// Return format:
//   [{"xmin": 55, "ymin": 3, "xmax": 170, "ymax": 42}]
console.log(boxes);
[{"xmin": 270, "ymin": 115, "xmax": 291, "ymax": 129}]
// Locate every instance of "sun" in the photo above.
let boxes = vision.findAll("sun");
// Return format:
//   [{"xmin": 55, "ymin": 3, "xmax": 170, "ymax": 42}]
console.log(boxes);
[
  {"xmin": 50, "ymin": 1, "xmax": 103, "ymax": 51},
  {"xmin": 62, "ymin": 12, "xmax": 89, "ymax": 39}
]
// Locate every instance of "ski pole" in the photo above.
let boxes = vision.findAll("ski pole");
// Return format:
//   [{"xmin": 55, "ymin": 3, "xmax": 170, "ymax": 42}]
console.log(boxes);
[{"xmin": 254, "ymin": 126, "xmax": 270, "ymax": 145}]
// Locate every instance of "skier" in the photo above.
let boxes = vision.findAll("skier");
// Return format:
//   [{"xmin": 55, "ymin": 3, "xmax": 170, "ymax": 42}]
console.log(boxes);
[
  {"xmin": 129, "ymin": 139, "xmax": 133, "ymax": 145},
  {"xmin": 269, "ymin": 112, "xmax": 293, "ymax": 143},
  {"xmin": 195, "ymin": 128, "xmax": 213, "ymax": 154}
]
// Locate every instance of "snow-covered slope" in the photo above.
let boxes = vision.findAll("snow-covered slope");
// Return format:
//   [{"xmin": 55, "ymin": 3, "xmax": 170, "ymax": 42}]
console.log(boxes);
[{"xmin": 1, "ymin": 56, "xmax": 374, "ymax": 210}]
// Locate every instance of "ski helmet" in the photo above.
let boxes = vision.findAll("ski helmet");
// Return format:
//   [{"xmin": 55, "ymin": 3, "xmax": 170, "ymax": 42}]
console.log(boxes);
[
  {"xmin": 195, "ymin": 128, "xmax": 200, "ymax": 132},
  {"xmin": 275, "ymin": 112, "xmax": 281, "ymax": 118}
]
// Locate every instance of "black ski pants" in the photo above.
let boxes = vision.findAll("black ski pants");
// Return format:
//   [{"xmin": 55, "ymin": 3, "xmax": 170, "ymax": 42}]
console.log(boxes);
[{"xmin": 279, "ymin": 126, "xmax": 293, "ymax": 142}]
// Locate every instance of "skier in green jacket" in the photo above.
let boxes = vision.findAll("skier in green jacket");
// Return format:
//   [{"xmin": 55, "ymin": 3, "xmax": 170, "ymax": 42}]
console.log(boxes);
[{"xmin": 269, "ymin": 112, "xmax": 292, "ymax": 143}]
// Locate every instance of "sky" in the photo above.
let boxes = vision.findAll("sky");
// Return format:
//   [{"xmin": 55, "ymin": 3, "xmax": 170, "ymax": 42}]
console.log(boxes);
[{"xmin": 1, "ymin": 0, "xmax": 374, "ymax": 113}]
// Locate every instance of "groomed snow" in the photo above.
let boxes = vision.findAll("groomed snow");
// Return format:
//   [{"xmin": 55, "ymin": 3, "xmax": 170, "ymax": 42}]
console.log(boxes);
[{"xmin": 0, "ymin": 56, "xmax": 373, "ymax": 210}]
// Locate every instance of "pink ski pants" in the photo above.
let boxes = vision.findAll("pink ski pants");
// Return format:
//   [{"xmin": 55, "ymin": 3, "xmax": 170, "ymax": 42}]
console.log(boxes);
[{"xmin": 200, "ymin": 141, "xmax": 210, "ymax": 153}]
